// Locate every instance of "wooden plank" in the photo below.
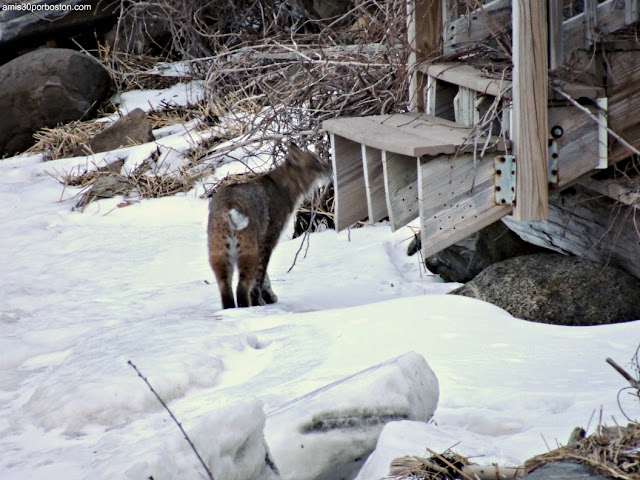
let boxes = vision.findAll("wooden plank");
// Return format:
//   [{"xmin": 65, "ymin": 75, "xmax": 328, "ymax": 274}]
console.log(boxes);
[
  {"xmin": 443, "ymin": 0, "xmax": 511, "ymax": 54},
  {"xmin": 420, "ymin": 62, "xmax": 510, "ymax": 97},
  {"xmin": 418, "ymin": 153, "xmax": 511, "ymax": 258},
  {"xmin": 584, "ymin": 0, "xmax": 597, "ymax": 46},
  {"xmin": 407, "ymin": 0, "xmax": 440, "ymax": 112},
  {"xmin": 548, "ymin": 0, "xmax": 564, "ymax": 70},
  {"xmin": 605, "ymin": 51, "xmax": 640, "ymax": 163},
  {"xmin": 382, "ymin": 151, "xmax": 419, "ymax": 231},
  {"xmin": 607, "ymin": 51, "xmax": 640, "ymax": 131},
  {"xmin": 562, "ymin": 0, "xmax": 626, "ymax": 61},
  {"xmin": 330, "ymin": 134, "xmax": 368, "ymax": 231},
  {"xmin": 512, "ymin": 0, "xmax": 549, "ymax": 220},
  {"xmin": 580, "ymin": 177, "xmax": 640, "ymax": 209},
  {"xmin": 626, "ymin": 0, "xmax": 639, "ymax": 24},
  {"xmin": 453, "ymin": 86, "xmax": 477, "ymax": 126},
  {"xmin": 423, "ymin": 62, "xmax": 602, "ymax": 99},
  {"xmin": 323, "ymin": 114, "xmax": 476, "ymax": 157},
  {"xmin": 361, "ymin": 145, "xmax": 388, "ymax": 223},
  {"xmin": 550, "ymin": 80, "xmax": 605, "ymax": 100},
  {"xmin": 441, "ymin": 0, "xmax": 458, "ymax": 26},
  {"xmin": 425, "ymin": 75, "xmax": 457, "ymax": 121},
  {"xmin": 548, "ymin": 104, "xmax": 600, "ymax": 188},
  {"xmin": 503, "ymin": 188, "xmax": 640, "ymax": 279}
]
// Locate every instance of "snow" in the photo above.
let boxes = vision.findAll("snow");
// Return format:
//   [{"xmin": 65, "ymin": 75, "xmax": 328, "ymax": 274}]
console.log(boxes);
[
  {"xmin": 2, "ymin": 86, "xmax": 639, "ymax": 480},
  {"xmin": 113, "ymin": 80, "xmax": 206, "ymax": 113}
]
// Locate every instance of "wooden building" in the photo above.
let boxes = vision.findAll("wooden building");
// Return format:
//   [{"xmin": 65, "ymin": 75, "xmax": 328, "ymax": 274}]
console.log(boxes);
[{"xmin": 323, "ymin": 0, "xmax": 640, "ymax": 278}]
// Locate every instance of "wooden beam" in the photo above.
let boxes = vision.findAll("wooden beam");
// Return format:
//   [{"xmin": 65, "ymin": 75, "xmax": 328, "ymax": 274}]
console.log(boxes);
[
  {"xmin": 407, "ymin": 0, "xmax": 441, "ymax": 112},
  {"xmin": 323, "ymin": 114, "xmax": 502, "ymax": 158},
  {"xmin": 382, "ymin": 151, "xmax": 420, "ymax": 231},
  {"xmin": 605, "ymin": 51, "xmax": 640, "ymax": 164},
  {"xmin": 625, "ymin": 0, "xmax": 639, "ymax": 25},
  {"xmin": 418, "ymin": 153, "xmax": 512, "ymax": 258},
  {"xmin": 329, "ymin": 134, "xmax": 368, "ymax": 231},
  {"xmin": 548, "ymin": 105, "xmax": 600, "ymax": 187},
  {"xmin": 548, "ymin": 0, "xmax": 563, "ymax": 70},
  {"xmin": 453, "ymin": 87, "xmax": 477, "ymax": 126},
  {"xmin": 562, "ymin": 0, "xmax": 627, "ymax": 62},
  {"xmin": 425, "ymin": 75, "xmax": 457, "ymax": 121},
  {"xmin": 512, "ymin": 0, "xmax": 549, "ymax": 220},
  {"xmin": 580, "ymin": 177, "xmax": 640, "ymax": 209},
  {"xmin": 443, "ymin": 0, "xmax": 511, "ymax": 53},
  {"xmin": 421, "ymin": 62, "xmax": 510, "ymax": 97},
  {"xmin": 503, "ymin": 188, "xmax": 640, "ymax": 279},
  {"xmin": 361, "ymin": 145, "xmax": 388, "ymax": 223}
]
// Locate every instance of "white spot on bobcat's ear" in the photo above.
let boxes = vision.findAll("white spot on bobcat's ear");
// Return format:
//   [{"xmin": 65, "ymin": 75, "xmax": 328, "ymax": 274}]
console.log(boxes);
[{"xmin": 229, "ymin": 208, "xmax": 249, "ymax": 230}]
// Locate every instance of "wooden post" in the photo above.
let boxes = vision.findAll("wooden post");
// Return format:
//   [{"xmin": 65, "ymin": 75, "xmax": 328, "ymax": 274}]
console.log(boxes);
[
  {"xmin": 548, "ymin": 0, "xmax": 563, "ymax": 70},
  {"xmin": 512, "ymin": 0, "xmax": 549, "ymax": 220},
  {"xmin": 407, "ymin": 0, "xmax": 441, "ymax": 112}
]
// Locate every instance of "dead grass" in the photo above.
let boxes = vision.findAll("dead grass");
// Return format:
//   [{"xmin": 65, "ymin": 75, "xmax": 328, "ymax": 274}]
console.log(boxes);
[
  {"xmin": 525, "ymin": 423, "xmax": 640, "ymax": 480},
  {"xmin": 26, "ymin": 104, "xmax": 207, "ymax": 162},
  {"xmin": 386, "ymin": 423, "xmax": 640, "ymax": 480},
  {"xmin": 56, "ymin": 148, "xmax": 209, "ymax": 211}
]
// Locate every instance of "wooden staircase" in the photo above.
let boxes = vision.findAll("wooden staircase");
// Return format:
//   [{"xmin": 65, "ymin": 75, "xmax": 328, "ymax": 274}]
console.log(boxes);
[
  {"xmin": 320, "ymin": 0, "xmax": 640, "ymax": 260},
  {"xmin": 323, "ymin": 63, "xmax": 606, "ymax": 258}
]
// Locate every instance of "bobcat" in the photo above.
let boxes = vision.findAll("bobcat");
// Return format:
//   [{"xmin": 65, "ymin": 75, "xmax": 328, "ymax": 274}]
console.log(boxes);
[{"xmin": 207, "ymin": 144, "xmax": 332, "ymax": 309}]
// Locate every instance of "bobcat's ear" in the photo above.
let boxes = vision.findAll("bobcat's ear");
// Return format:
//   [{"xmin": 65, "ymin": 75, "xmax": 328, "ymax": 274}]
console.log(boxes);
[{"xmin": 287, "ymin": 142, "xmax": 307, "ymax": 166}]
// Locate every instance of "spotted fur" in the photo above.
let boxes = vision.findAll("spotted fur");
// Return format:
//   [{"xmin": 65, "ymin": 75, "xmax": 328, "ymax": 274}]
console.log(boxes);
[{"xmin": 207, "ymin": 144, "xmax": 331, "ymax": 309}]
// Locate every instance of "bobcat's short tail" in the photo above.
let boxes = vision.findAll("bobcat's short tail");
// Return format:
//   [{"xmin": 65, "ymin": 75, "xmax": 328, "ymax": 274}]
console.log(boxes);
[{"xmin": 228, "ymin": 208, "xmax": 249, "ymax": 230}]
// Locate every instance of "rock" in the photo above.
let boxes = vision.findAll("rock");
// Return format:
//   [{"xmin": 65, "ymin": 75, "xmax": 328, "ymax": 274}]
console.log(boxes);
[
  {"xmin": 265, "ymin": 352, "xmax": 439, "ymax": 480},
  {"xmin": 74, "ymin": 108, "xmax": 155, "ymax": 156},
  {"xmin": 0, "ymin": 1, "xmax": 117, "ymax": 63},
  {"xmin": 523, "ymin": 461, "xmax": 610, "ymax": 480},
  {"xmin": 75, "ymin": 174, "xmax": 131, "ymax": 210},
  {"xmin": 452, "ymin": 253, "xmax": 640, "ymax": 325},
  {"xmin": 422, "ymin": 221, "xmax": 549, "ymax": 283},
  {"xmin": 0, "ymin": 48, "xmax": 111, "ymax": 156}
]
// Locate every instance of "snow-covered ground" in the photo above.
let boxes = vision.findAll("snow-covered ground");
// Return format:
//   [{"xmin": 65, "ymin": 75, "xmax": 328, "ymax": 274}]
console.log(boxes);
[{"xmin": 1, "ymin": 85, "xmax": 639, "ymax": 480}]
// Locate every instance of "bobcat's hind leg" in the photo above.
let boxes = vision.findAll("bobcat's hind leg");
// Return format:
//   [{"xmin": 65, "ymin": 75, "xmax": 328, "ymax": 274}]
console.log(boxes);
[
  {"xmin": 210, "ymin": 256, "xmax": 235, "ymax": 309},
  {"xmin": 261, "ymin": 273, "xmax": 278, "ymax": 304},
  {"xmin": 235, "ymin": 237, "xmax": 260, "ymax": 308}
]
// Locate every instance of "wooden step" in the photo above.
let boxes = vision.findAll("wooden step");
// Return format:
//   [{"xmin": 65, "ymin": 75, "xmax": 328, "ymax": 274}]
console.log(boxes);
[
  {"xmin": 323, "ymin": 112, "xmax": 481, "ymax": 157},
  {"xmin": 323, "ymin": 113, "xmax": 506, "ymax": 231},
  {"xmin": 420, "ymin": 61, "xmax": 605, "ymax": 100},
  {"xmin": 418, "ymin": 152, "xmax": 512, "ymax": 258},
  {"xmin": 323, "ymin": 100, "xmax": 603, "ymax": 260}
]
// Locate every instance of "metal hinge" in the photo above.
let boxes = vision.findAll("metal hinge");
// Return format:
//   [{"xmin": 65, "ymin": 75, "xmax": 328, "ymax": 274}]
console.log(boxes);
[{"xmin": 495, "ymin": 155, "xmax": 516, "ymax": 205}]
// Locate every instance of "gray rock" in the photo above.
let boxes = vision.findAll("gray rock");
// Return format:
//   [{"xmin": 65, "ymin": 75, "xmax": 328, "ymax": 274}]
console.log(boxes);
[
  {"xmin": 74, "ymin": 108, "xmax": 155, "ymax": 155},
  {"xmin": 75, "ymin": 174, "xmax": 131, "ymax": 210},
  {"xmin": 452, "ymin": 253, "xmax": 640, "ymax": 325},
  {"xmin": 523, "ymin": 461, "xmax": 610, "ymax": 480},
  {"xmin": 0, "ymin": 1, "xmax": 117, "ymax": 60},
  {"xmin": 0, "ymin": 48, "xmax": 111, "ymax": 156}
]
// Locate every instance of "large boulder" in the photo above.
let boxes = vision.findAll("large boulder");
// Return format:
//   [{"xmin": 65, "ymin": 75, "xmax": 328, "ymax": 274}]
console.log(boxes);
[
  {"xmin": 0, "ymin": 48, "xmax": 111, "ymax": 156},
  {"xmin": 452, "ymin": 253, "xmax": 640, "ymax": 325},
  {"xmin": 0, "ymin": 1, "xmax": 116, "ymax": 56}
]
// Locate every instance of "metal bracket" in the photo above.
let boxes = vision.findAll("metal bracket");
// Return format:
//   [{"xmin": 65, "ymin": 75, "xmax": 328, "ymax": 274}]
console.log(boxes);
[
  {"xmin": 548, "ymin": 139, "xmax": 559, "ymax": 184},
  {"xmin": 495, "ymin": 155, "xmax": 516, "ymax": 205},
  {"xmin": 496, "ymin": 139, "xmax": 563, "ymax": 204},
  {"xmin": 596, "ymin": 97, "xmax": 608, "ymax": 169}
]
